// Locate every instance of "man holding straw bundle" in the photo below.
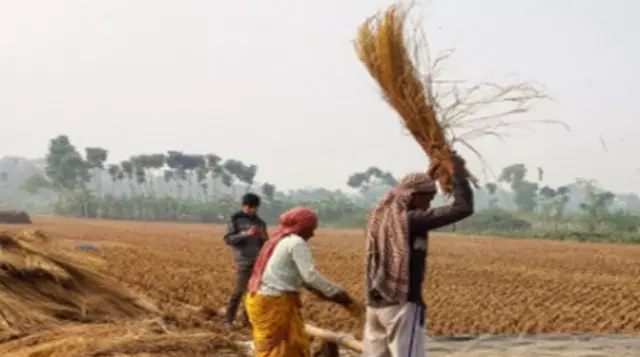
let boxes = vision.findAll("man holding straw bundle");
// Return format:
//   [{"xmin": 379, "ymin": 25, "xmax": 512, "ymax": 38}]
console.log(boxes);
[{"xmin": 363, "ymin": 154, "xmax": 474, "ymax": 357}]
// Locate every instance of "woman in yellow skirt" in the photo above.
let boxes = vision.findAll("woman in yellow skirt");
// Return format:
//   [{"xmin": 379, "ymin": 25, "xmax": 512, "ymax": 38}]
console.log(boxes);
[{"xmin": 245, "ymin": 207, "xmax": 359, "ymax": 357}]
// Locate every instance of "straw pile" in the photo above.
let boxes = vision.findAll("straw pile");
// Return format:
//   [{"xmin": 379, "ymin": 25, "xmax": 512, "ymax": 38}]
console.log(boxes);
[
  {"xmin": 354, "ymin": 3, "xmax": 476, "ymax": 194},
  {"xmin": 0, "ymin": 211, "xmax": 31, "ymax": 224},
  {"xmin": 0, "ymin": 230, "xmax": 157, "ymax": 341},
  {"xmin": 0, "ymin": 230, "xmax": 253, "ymax": 357},
  {"xmin": 0, "ymin": 321, "xmax": 247, "ymax": 357}
]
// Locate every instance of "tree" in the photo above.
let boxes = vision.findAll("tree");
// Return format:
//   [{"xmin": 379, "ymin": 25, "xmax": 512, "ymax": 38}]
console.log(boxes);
[
  {"xmin": 221, "ymin": 159, "xmax": 258, "ymax": 194},
  {"xmin": 514, "ymin": 181, "xmax": 539, "ymax": 212},
  {"xmin": 539, "ymin": 186, "xmax": 556, "ymax": 200},
  {"xmin": 499, "ymin": 164, "xmax": 527, "ymax": 187},
  {"xmin": 21, "ymin": 172, "xmax": 52, "ymax": 194},
  {"xmin": 181, "ymin": 154, "xmax": 206, "ymax": 199},
  {"xmin": 145, "ymin": 153, "xmax": 166, "ymax": 195},
  {"xmin": 120, "ymin": 160, "xmax": 134, "ymax": 194},
  {"xmin": 43, "ymin": 135, "xmax": 91, "ymax": 216},
  {"xmin": 131, "ymin": 155, "xmax": 148, "ymax": 193},
  {"xmin": 85, "ymin": 147, "xmax": 108, "ymax": 217},
  {"xmin": 553, "ymin": 185, "xmax": 569, "ymax": 218},
  {"xmin": 196, "ymin": 165, "xmax": 209, "ymax": 199},
  {"xmin": 578, "ymin": 179, "xmax": 615, "ymax": 233},
  {"xmin": 261, "ymin": 183, "xmax": 276, "ymax": 202},
  {"xmin": 538, "ymin": 185, "xmax": 557, "ymax": 220},
  {"xmin": 106, "ymin": 164, "xmax": 121, "ymax": 196},
  {"xmin": 237, "ymin": 164, "xmax": 258, "ymax": 193},
  {"xmin": 163, "ymin": 170, "xmax": 174, "ymax": 186},
  {"xmin": 499, "ymin": 163, "xmax": 538, "ymax": 212},
  {"xmin": 347, "ymin": 166, "xmax": 397, "ymax": 193},
  {"xmin": 166, "ymin": 151, "xmax": 185, "ymax": 198},
  {"xmin": 484, "ymin": 182, "xmax": 498, "ymax": 208},
  {"xmin": 205, "ymin": 153, "xmax": 222, "ymax": 197},
  {"xmin": 45, "ymin": 135, "xmax": 90, "ymax": 192}
]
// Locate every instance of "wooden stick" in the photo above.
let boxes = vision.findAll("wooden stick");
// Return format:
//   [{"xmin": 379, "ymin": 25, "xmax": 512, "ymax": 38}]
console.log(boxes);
[
  {"xmin": 304, "ymin": 324, "xmax": 363, "ymax": 352},
  {"xmin": 216, "ymin": 307, "xmax": 364, "ymax": 352}
]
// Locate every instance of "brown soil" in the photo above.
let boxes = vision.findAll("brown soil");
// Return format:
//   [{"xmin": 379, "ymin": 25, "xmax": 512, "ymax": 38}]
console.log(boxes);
[{"xmin": 1, "ymin": 216, "xmax": 640, "ymax": 356}]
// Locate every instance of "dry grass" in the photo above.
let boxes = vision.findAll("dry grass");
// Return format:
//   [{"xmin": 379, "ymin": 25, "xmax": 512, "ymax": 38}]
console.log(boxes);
[
  {"xmin": 0, "ymin": 226, "xmax": 247, "ymax": 357},
  {"xmin": 1, "ymin": 216, "xmax": 640, "ymax": 356},
  {"xmin": 354, "ymin": 2, "xmax": 562, "ymax": 190},
  {"xmin": 0, "ymin": 230, "xmax": 157, "ymax": 341},
  {"xmin": 355, "ymin": 3, "xmax": 463, "ymax": 193}
]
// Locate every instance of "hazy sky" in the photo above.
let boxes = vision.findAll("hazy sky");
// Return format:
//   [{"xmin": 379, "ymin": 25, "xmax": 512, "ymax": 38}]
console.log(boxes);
[{"xmin": 1, "ymin": 0, "xmax": 638, "ymax": 194}]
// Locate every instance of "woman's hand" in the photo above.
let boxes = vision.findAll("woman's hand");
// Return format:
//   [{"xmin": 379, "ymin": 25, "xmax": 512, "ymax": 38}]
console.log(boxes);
[
  {"xmin": 304, "ymin": 285, "xmax": 364, "ymax": 318},
  {"xmin": 331, "ymin": 291, "xmax": 365, "ymax": 319},
  {"xmin": 345, "ymin": 299, "xmax": 365, "ymax": 319},
  {"xmin": 331, "ymin": 290, "xmax": 352, "ymax": 305}
]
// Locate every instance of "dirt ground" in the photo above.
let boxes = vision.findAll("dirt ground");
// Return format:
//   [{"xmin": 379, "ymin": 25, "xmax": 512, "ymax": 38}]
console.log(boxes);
[{"xmin": 2, "ymin": 216, "xmax": 640, "ymax": 356}]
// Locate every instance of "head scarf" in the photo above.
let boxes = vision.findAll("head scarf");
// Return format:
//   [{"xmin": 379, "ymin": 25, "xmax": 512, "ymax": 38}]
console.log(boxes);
[
  {"xmin": 248, "ymin": 207, "xmax": 319, "ymax": 293},
  {"xmin": 365, "ymin": 172, "xmax": 436, "ymax": 303}
]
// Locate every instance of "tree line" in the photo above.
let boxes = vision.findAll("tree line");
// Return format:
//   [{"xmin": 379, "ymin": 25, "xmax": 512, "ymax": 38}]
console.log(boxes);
[
  {"xmin": 21, "ymin": 135, "xmax": 365, "ymax": 226},
  {"xmin": 13, "ymin": 134, "xmax": 640, "ymax": 241}
]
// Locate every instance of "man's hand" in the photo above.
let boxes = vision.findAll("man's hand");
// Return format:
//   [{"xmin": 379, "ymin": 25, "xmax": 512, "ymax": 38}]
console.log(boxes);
[
  {"xmin": 432, "ymin": 151, "xmax": 465, "ymax": 176},
  {"xmin": 246, "ymin": 225, "xmax": 267, "ymax": 239},
  {"xmin": 450, "ymin": 151, "xmax": 466, "ymax": 174}
]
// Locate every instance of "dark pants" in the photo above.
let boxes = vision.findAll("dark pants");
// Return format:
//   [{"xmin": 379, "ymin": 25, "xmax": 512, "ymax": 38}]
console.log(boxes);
[{"xmin": 225, "ymin": 264, "xmax": 254, "ymax": 325}]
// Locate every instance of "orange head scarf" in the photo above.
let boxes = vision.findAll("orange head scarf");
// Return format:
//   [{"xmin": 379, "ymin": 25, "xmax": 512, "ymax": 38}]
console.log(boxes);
[{"xmin": 248, "ymin": 207, "xmax": 318, "ymax": 293}]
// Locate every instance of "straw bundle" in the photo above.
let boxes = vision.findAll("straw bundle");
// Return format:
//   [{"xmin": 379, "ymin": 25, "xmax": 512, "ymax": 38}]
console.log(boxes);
[
  {"xmin": 355, "ymin": 3, "xmax": 563, "ymax": 193},
  {"xmin": 0, "ymin": 231, "xmax": 158, "ymax": 341},
  {"xmin": 355, "ymin": 4, "xmax": 478, "ymax": 194}
]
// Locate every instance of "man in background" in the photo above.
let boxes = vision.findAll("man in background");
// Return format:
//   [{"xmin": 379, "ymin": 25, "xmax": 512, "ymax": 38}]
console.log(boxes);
[{"xmin": 223, "ymin": 193, "xmax": 268, "ymax": 328}]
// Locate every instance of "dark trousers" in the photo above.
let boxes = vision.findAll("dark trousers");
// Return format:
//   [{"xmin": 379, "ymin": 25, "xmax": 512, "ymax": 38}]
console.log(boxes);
[{"xmin": 225, "ymin": 264, "xmax": 254, "ymax": 325}]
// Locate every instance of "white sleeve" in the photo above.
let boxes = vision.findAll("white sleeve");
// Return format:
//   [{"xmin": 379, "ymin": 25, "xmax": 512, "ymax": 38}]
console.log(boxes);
[{"xmin": 289, "ymin": 237, "xmax": 342, "ymax": 297}]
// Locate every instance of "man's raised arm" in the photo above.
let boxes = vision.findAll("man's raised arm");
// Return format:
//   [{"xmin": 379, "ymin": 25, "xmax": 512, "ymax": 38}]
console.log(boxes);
[{"xmin": 410, "ymin": 156, "xmax": 474, "ymax": 231}]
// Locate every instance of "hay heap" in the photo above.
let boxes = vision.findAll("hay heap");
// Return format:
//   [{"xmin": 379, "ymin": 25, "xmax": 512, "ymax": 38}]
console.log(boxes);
[
  {"xmin": 0, "ymin": 211, "xmax": 32, "ymax": 224},
  {"xmin": 0, "ymin": 230, "xmax": 158, "ymax": 341},
  {"xmin": 0, "ymin": 230, "xmax": 249, "ymax": 357},
  {"xmin": 354, "ymin": 3, "xmax": 475, "ymax": 194}
]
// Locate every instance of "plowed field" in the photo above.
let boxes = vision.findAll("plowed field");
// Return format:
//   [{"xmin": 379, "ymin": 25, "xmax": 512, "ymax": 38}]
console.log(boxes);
[
  {"xmin": 3, "ymin": 216, "xmax": 640, "ymax": 357},
  {"xmin": 2, "ymin": 216, "xmax": 639, "ymax": 339}
]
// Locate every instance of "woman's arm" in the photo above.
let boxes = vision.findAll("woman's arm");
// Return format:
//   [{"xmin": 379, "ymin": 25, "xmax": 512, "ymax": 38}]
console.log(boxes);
[{"xmin": 289, "ymin": 238, "xmax": 346, "ymax": 301}]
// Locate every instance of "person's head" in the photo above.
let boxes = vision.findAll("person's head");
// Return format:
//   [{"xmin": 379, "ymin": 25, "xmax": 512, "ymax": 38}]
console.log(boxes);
[
  {"xmin": 241, "ymin": 193, "xmax": 261, "ymax": 216},
  {"xmin": 398, "ymin": 173, "xmax": 437, "ymax": 210},
  {"xmin": 279, "ymin": 207, "xmax": 318, "ymax": 240},
  {"xmin": 410, "ymin": 190, "xmax": 436, "ymax": 210}
]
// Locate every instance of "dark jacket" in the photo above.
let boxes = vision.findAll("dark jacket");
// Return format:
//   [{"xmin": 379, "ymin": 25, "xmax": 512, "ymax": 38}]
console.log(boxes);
[{"xmin": 223, "ymin": 211, "xmax": 267, "ymax": 268}]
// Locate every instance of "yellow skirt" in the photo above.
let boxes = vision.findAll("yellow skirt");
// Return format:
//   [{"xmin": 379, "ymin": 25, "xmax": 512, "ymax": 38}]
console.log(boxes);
[{"xmin": 245, "ymin": 292, "xmax": 310, "ymax": 357}]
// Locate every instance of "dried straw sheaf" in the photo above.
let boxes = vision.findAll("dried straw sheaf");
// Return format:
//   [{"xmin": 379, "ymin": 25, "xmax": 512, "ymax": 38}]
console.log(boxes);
[
  {"xmin": 0, "ymin": 231, "xmax": 158, "ymax": 341},
  {"xmin": 355, "ymin": 3, "xmax": 560, "ymax": 193}
]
